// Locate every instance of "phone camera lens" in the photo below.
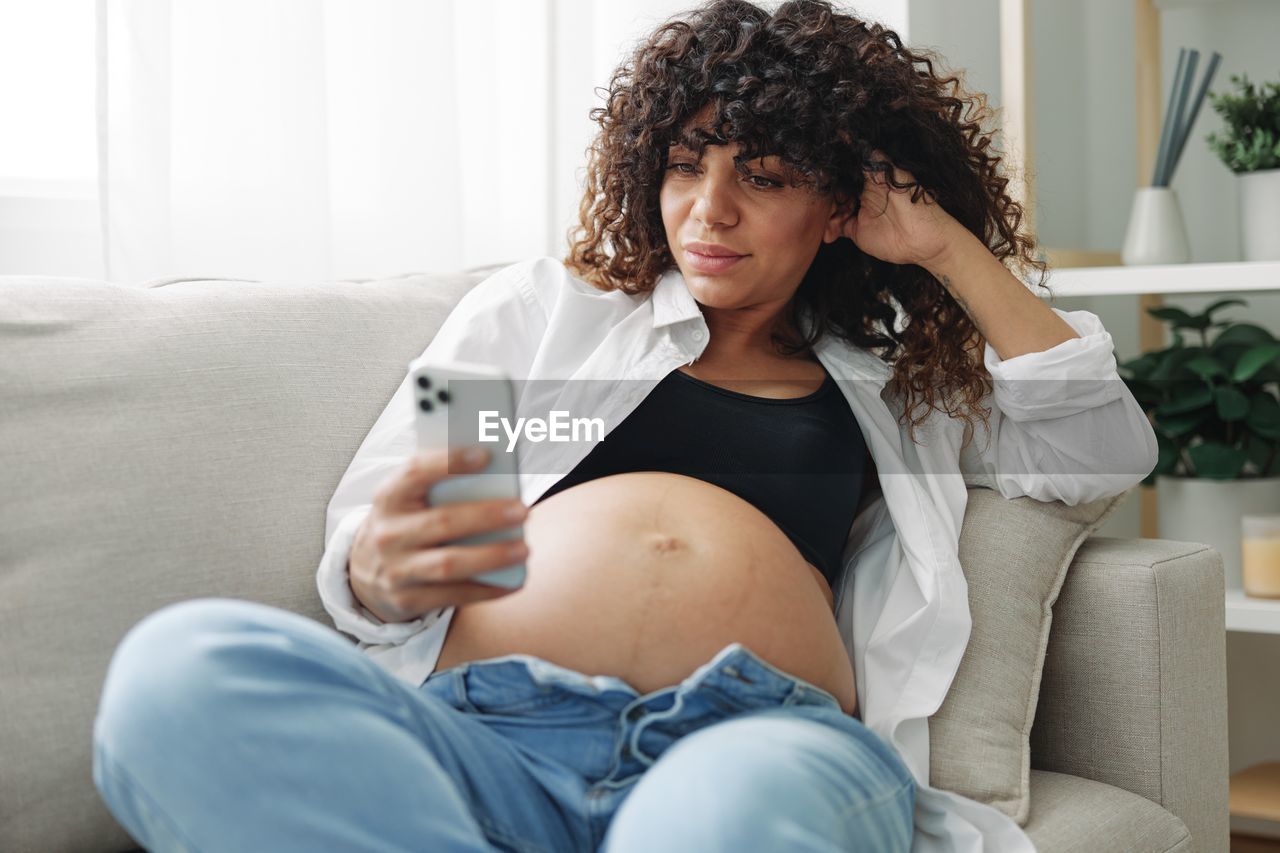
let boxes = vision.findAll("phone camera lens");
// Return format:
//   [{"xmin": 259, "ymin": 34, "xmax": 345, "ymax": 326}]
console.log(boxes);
[
  {"xmin": 419, "ymin": 399, "xmax": 433, "ymax": 412},
  {"xmin": 437, "ymin": 389, "xmax": 450, "ymax": 403},
  {"xmin": 417, "ymin": 376, "xmax": 431, "ymax": 390}
]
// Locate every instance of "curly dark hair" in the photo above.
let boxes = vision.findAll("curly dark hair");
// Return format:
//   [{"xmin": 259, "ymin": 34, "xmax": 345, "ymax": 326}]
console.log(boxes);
[{"xmin": 562, "ymin": 0, "xmax": 1055, "ymax": 448}]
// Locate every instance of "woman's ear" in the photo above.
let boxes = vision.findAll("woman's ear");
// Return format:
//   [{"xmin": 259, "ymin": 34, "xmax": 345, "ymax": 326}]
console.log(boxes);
[{"xmin": 823, "ymin": 200, "xmax": 854, "ymax": 244}]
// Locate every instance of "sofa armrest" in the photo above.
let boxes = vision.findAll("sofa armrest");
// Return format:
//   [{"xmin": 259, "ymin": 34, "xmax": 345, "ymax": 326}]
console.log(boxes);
[{"xmin": 1030, "ymin": 535, "xmax": 1230, "ymax": 853}]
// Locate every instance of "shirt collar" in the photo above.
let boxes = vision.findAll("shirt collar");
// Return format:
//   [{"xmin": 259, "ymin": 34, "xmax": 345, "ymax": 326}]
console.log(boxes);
[{"xmin": 650, "ymin": 266, "xmax": 705, "ymax": 329}]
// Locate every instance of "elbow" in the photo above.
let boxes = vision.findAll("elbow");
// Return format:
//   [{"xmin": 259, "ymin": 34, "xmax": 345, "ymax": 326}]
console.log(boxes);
[
  {"xmin": 1068, "ymin": 420, "xmax": 1158, "ymax": 504},
  {"xmin": 1108, "ymin": 398, "xmax": 1159, "ymax": 494},
  {"xmin": 1006, "ymin": 429, "xmax": 1154, "ymax": 506},
  {"xmin": 1117, "ymin": 384, "xmax": 1159, "ymax": 485},
  {"xmin": 1069, "ymin": 397, "xmax": 1159, "ymax": 502},
  {"xmin": 1020, "ymin": 473, "xmax": 1137, "ymax": 507},
  {"xmin": 1139, "ymin": 414, "xmax": 1160, "ymax": 482}
]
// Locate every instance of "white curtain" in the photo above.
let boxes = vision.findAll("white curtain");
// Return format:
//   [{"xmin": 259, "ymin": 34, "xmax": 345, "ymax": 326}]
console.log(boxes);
[{"xmin": 97, "ymin": 0, "xmax": 699, "ymax": 285}]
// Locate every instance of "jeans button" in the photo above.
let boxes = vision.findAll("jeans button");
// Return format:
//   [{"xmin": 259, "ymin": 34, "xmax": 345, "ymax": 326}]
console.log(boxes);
[{"xmin": 626, "ymin": 706, "xmax": 644, "ymax": 721}]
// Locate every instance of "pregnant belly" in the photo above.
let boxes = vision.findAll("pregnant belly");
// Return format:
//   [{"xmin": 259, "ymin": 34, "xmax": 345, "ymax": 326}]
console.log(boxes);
[{"xmin": 434, "ymin": 471, "xmax": 858, "ymax": 716}]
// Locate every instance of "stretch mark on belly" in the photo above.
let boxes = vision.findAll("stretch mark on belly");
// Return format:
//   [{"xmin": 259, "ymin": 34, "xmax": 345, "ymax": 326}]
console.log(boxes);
[{"xmin": 649, "ymin": 477, "xmax": 680, "ymax": 530}]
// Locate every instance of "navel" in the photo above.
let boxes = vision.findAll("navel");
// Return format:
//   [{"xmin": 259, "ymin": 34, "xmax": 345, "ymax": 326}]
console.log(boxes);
[{"xmin": 647, "ymin": 532, "xmax": 685, "ymax": 554}]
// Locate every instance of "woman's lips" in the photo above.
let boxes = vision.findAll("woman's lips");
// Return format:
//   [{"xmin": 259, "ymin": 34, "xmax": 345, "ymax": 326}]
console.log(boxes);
[{"xmin": 686, "ymin": 250, "xmax": 747, "ymax": 273}]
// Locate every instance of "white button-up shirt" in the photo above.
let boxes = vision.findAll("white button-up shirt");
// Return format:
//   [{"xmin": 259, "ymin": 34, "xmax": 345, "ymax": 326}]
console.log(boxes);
[{"xmin": 317, "ymin": 256, "xmax": 1158, "ymax": 853}]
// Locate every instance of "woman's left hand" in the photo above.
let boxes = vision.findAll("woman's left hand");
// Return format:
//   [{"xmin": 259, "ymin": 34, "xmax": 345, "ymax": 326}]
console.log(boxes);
[{"xmin": 839, "ymin": 151, "xmax": 964, "ymax": 268}]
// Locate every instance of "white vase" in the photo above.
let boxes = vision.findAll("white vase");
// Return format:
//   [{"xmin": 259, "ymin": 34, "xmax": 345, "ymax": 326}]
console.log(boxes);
[
  {"xmin": 1240, "ymin": 167, "xmax": 1280, "ymax": 261},
  {"xmin": 1122, "ymin": 187, "xmax": 1191, "ymax": 265},
  {"xmin": 1156, "ymin": 475, "xmax": 1280, "ymax": 590}
]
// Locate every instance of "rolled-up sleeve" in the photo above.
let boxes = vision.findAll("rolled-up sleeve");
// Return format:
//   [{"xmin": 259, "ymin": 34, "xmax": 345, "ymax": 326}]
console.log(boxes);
[{"xmin": 958, "ymin": 307, "xmax": 1159, "ymax": 505}]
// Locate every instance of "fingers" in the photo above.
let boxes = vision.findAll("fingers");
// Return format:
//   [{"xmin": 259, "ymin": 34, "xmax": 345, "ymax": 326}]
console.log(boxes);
[
  {"xmin": 862, "ymin": 151, "xmax": 932, "ymax": 210},
  {"xmin": 357, "ymin": 525, "xmax": 529, "ymax": 614},
  {"xmin": 366, "ymin": 539, "xmax": 527, "ymax": 614},
  {"xmin": 375, "ymin": 446, "xmax": 491, "ymax": 513},
  {"xmin": 859, "ymin": 178, "xmax": 890, "ymax": 217},
  {"xmin": 864, "ymin": 150, "xmax": 916, "ymax": 188},
  {"xmin": 864, "ymin": 149, "xmax": 892, "ymax": 182},
  {"xmin": 383, "ymin": 499, "xmax": 528, "ymax": 552},
  {"xmin": 394, "ymin": 537, "xmax": 530, "ymax": 586}
]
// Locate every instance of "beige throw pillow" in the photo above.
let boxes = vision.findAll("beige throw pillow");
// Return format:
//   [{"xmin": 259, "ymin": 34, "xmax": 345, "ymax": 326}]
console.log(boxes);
[{"xmin": 929, "ymin": 485, "xmax": 1131, "ymax": 825}]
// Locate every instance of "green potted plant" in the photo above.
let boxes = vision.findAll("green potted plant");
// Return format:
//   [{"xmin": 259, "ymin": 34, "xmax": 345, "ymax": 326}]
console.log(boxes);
[
  {"xmin": 1206, "ymin": 73, "xmax": 1280, "ymax": 261},
  {"xmin": 1119, "ymin": 298, "xmax": 1280, "ymax": 589}
]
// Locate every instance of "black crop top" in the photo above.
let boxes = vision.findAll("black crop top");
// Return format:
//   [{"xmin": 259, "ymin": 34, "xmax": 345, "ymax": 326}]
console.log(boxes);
[{"xmin": 532, "ymin": 366, "xmax": 867, "ymax": 587}]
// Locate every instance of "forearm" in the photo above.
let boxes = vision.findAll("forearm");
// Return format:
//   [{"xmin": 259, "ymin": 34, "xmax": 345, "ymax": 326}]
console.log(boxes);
[{"xmin": 922, "ymin": 225, "xmax": 1078, "ymax": 361}]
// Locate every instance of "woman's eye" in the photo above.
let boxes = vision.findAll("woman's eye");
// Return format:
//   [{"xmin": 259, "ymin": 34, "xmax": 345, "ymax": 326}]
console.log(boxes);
[{"xmin": 666, "ymin": 163, "xmax": 781, "ymax": 188}]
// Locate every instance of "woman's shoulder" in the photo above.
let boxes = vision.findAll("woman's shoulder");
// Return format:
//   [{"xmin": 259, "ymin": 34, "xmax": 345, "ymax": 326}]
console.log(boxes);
[{"xmin": 463, "ymin": 256, "xmax": 585, "ymax": 311}]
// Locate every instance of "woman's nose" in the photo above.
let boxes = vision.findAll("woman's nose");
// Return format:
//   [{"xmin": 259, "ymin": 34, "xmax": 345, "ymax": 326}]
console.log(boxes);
[{"xmin": 691, "ymin": 173, "xmax": 739, "ymax": 227}]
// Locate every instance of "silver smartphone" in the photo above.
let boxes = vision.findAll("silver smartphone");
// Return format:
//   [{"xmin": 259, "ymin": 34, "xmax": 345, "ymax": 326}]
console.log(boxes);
[{"xmin": 408, "ymin": 357, "xmax": 526, "ymax": 590}]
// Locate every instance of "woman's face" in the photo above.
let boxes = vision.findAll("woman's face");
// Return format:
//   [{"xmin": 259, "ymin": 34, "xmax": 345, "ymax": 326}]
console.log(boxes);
[{"xmin": 660, "ymin": 111, "xmax": 847, "ymax": 316}]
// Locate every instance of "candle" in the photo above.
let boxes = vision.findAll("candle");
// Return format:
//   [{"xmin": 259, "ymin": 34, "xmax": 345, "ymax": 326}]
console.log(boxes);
[{"xmin": 1242, "ymin": 515, "xmax": 1280, "ymax": 600}]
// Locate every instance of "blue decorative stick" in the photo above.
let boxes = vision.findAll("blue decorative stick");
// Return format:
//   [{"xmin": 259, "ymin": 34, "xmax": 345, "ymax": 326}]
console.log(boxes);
[
  {"xmin": 1167, "ymin": 51, "xmax": 1223, "ymax": 184},
  {"xmin": 1154, "ymin": 48, "xmax": 1188, "ymax": 187}
]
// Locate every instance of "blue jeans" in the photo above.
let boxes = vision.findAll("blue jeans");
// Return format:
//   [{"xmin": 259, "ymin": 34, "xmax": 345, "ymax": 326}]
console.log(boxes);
[{"xmin": 93, "ymin": 598, "xmax": 915, "ymax": 852}]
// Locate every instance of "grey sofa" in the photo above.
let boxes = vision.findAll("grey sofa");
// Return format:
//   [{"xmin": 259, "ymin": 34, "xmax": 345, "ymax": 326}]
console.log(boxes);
[{"xmin": 0, "ymin": 265, "xmax": 1229, "ymax": 852}]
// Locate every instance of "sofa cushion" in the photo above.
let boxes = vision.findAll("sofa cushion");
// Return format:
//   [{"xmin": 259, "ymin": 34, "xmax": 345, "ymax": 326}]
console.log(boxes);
[
  {"xmin": 929, "ymin": 485, "xmax": 1130, "ymax": 825},
  {"xmin": 0, "ymin": 267, "xmax": 505, "ymax": 853}
]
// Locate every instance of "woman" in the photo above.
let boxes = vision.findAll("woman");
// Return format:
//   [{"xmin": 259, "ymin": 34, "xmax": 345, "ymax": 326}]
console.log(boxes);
[{"xmin": 92, "ymin": 2, "xmax": 1157, "ymax": 851}]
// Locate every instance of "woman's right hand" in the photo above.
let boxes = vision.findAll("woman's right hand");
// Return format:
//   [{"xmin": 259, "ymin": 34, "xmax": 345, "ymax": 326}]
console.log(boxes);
[{"xmin": 348, "ymin": 446, "xmax": 529, "ymax": 623}]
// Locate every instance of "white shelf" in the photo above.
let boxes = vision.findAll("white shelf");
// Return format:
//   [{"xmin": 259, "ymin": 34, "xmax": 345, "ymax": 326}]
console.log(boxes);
[
  {"xmin": 1036, "ymin": 260, "xmax": 1280, "ymax": 297},
  {"xmin": 1226, "ymin": 589, "xmax": 1280, "ymax": 635}
]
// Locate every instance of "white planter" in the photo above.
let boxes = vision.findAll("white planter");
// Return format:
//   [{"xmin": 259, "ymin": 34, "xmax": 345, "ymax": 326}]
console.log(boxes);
[
  {"xmin": 1240, "ymin": 167, "xmax": 1280, "ymax": 261},
  {"xmin": 1156, "ymin": 475, "xmax": 1280, "ymax": 590},
  {"xmin": 1122, "ymin": 187, "xmax": 1191, "ymax": 265}
]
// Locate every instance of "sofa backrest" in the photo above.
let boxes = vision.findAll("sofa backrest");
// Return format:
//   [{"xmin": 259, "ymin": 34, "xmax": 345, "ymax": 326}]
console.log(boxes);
[{"xmin": 0, "ymin": 265, "xmax": 508, "ymax": 852}]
